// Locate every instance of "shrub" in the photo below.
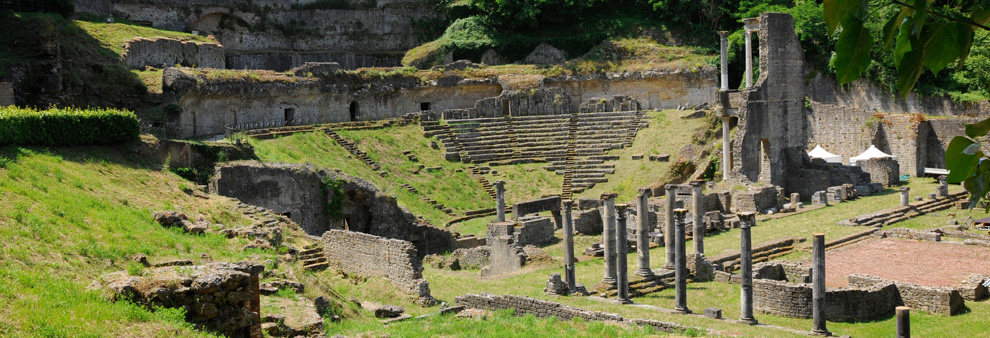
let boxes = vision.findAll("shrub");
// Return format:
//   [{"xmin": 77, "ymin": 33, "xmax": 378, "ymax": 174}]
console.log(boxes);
[{"xmin": 0, "ymin": 106, "xmax": 140, "ymax": 146}]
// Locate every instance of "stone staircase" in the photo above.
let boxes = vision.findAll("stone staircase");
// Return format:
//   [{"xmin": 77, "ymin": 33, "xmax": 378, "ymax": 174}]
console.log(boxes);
[
  {"xmin": 600, "ymin": 271, "xmax": 673, "ymax": 298},
  {"xmin": 561, "ymin": 113, "xmax": 578, "ymax": 200},
  {"xmin": 469, "ymin": 166, "xmax": 497, "ymax": 199},
  {"xmin": 326, "ymin": 130, "xmax": 384, "ymax": 174},
  {"xmin": 300, "ymin": 243, "xmax": 328, "ymax": 271},
  {"xmin": 837, "ymin": 191, "xmax": 967, "ymax": 227}
]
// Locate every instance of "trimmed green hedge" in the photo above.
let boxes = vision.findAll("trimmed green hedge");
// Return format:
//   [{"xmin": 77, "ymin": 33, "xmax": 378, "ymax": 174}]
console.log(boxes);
[{"xmin": 0, "ymin": 106, "xmax": 140, "ymax": 146}]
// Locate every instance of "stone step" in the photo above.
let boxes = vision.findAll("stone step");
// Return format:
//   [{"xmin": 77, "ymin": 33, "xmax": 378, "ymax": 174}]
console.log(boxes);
[{"xmin": 304, "ymin": 262, "xmax": 329, "ymax": 271}]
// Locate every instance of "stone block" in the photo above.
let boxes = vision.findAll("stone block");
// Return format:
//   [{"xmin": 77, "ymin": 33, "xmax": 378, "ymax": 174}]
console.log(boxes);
[
  {"xmin": 574, "ymin": 208, "xmax": 603, "ymax": 235},
  {"xmin": 703, "ymin": 308, "xmax": 722, "ymax": 319}
]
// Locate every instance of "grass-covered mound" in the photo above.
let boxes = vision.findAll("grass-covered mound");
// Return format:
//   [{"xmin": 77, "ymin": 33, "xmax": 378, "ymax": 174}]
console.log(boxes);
[{"xmin": 0, "ymin": 106, "xmax": 139, "ymax": 146}]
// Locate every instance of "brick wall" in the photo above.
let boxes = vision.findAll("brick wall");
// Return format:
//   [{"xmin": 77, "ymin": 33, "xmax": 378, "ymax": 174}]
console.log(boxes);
[
  {"xmin": 731, "ymin": 185, "xmax": 781, "ymax": 213},
  {"xmin": 859, "ymin": 157, "xmax": 899, "ymax": 187},
  {"xmin": 848, "ymin": 274, "xmax": 964, "ymax": 315},
  {"xmin": 514, "ymin": 216, "xmax": 555, "ymax": 246},
  {"xmin": 321, "ymin": 229, "xmax": 431, "ymax": 299}
]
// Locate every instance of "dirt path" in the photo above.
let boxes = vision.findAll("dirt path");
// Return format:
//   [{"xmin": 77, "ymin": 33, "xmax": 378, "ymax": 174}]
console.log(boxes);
[{"xmin": 821, "ymin": 238, "xmax": 990, "ymax": 287}]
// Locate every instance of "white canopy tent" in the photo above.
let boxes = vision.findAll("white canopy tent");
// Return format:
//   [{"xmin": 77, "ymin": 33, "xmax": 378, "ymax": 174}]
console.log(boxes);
[
  {"xmin": 850, "ymin": 145, "xmax": 896, "ymax": 166},
  {"xmin": 808, "ymin": 145, "xmax": 842, "ymax": 163}
]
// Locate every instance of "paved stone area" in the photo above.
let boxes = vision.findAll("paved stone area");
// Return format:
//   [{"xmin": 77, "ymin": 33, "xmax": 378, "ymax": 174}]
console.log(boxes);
[{"xmin": 821, "ymin": 238, "xmax": 990, "ymax": 287}]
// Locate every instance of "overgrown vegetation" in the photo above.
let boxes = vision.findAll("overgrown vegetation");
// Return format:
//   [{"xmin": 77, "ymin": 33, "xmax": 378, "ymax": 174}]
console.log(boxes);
[
  {"xmin": 0, "ymin": 106, "xmax": 139, "ymax": 146},
  {"xmin": 321, "ymin": 176, "xmax": 346, "ymax": 219}
]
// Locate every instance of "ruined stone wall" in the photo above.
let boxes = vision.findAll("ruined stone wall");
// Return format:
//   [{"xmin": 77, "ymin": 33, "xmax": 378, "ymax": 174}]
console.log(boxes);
[
  {"xmin": 753, "ymin": 279, "xmax": 813, "ymax": 318},
  {"xmin": 455, "ymin": 293, "xmax": 622, "ymax": 322},
  {"xmin": 226, "ymin": 51, "xmax": 402, "ymax": 71},
  {"xmin": 0, "ymin": 82, "xmax": 13, "ymax": 106},
  {"xmin": 806, "ymin": 74, "xmax": 990, "ymax": 117},
  {"xmin": 806, "ymin": 103, "xmax": 924, "ymax": 176},
  {"xmin": 753, "ymin": 278, "xmax": 900, "ymax": 322},
  {"xmin": 514, "ymin": 216, "xmax": 555, "ymax": 246},
  {"xmin": 859, "ymin": 158, "xmax": 899, "ymax": 187},
  {"xmin": 926, "ymin": 118, "xmax": 981, "ymax": 169},
  {"xmin": 730, "ymin": 185, "xmax": 781, "ymax": 213},
  {"xmin": 209, "ymin": 161, "xmax": 455, "ymax": 254},
  {"xmin": 111, "ymin": 2, "xmax": 436, "ymax": 69},
  {"xmin": 550, "ymin": 71, "xmax": 716, "ymax": 111},
  {"xmin": 209, "ymin": 161, "xmax": 328, "ymax": 235},
  {"xmin": 321, "ymin": 229, "xmax": 431, "ymax": 298},
  {"xmin": 848, "ymin": 274, "xmax": 964, "ymax": 315},
  {"xmin": 123, "ymin": 38, "xmax": 225, "ymax": 69},
  {"xmin": 730, "ymin": 13, "xmax": 808, "ymax": 188},
  {"xmin": 72, "ymin": 0, "xmax": 112, "ymax": 16}
]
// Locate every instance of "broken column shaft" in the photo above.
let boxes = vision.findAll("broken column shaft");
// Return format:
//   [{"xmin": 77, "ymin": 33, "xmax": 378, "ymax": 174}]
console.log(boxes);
[
  {"xmin": 495, "ymin": 180, "xmax": 506, "ymax": 222},
  {"xmin": 616, "ymin": 204, "xmax": 631, "ymax": 304},
  {"xmin": 722, "ymin": 116, "xmax": 731, "ymax": 181},
  {"xmin": 900, "ymin": 187, "xmax": 910, "ymax": 207},
  {"xmin": 562, "ymin": 199, "xmax": 576, "ymax": 293},
  {"xmin": 664, "ymin": 184, "xmax": 677, "ymax": 269},
  {"xmin": 896, "ymin": 306, "xmax": 910, "ymax": 338},
  {"xmin": 691, "ymin": 181, "xmax": 705, "ymax": 254},
  {"xmin": 635, "ymin": 188, "xmax": 654, "ymax": 278},
  {"xmin": 601, "ymin": 193, "xmax": 618, "ymax": 286},
  {"xmin": 674, "ymin": 208, "xmax": 691, "ymax": 314},
  {"xmin": 738, "ymin": 212, "xmax": 758, "ymax": 325},
  {"xmin": 812, "ymin": 233, "xmax": 829, "ymax": 336}
]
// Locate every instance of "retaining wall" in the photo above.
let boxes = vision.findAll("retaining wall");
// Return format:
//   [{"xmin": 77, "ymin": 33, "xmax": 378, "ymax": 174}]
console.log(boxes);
[
  {"xmin": 321, "ymin": 229, "xmax": 431, "ymax": 298},
  {"xmin": 123, "ymin": 38, "xmax": 225, "ymax": 69}
]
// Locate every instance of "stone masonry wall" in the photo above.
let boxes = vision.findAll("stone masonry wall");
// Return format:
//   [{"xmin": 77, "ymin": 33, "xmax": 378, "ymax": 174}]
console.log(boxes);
[
  {"xmin": 321, "ymin": 229, "xmax": 431, "ymax": 298},
  {"xmin": 123, "ymin": 38, "xmax": 225, "ymax": 69},
  {"xmin": 753, "ymin": 278, "xmax": 900, "ymax": 322},
  {"xmin": 859, "ymin": 157, "xmax": 899, "ymax": 187},
  {"xmin": 731, "ymin": 185, "xmax": 781, "ymax": 213},
  {"xmin": 848, "ymin": 273, "xmax": 964, "ymax": 315},
  {"xmin": 514, "ymin": 216, "xmax": 555, "ymax": 246}
]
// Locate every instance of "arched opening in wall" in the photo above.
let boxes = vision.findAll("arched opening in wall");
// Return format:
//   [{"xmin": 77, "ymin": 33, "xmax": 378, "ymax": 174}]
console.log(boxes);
[
  {"xmin": 759, "ymin": 138, "xmax": 772, "ymax": 182},
  {"xmin": 420, "ymin": 102, "xmax": 431, "ymax": 111},
  {"xmin": 349, "ymin": 101, "xmax": 359, "ymax": 121},
  {"xmin": 284, "ymin": 108, "xmax": 295, "ymax": 125},
  {"xmin": 501, "ymin": 99, "xmax": 510, "ymax": 116}
]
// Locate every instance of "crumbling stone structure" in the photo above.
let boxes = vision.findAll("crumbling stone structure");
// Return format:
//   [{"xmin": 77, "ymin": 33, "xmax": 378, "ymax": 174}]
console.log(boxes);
[
  {"xmin": 210, "ymin": 161, "xmax": 455, "ymax": 255},
  {"xmin": 122, "ymin": 37, "xmax": 225, "ymax": 69},
  {"xmin": 100, "ymin": 262, "xmax": 264, "ymax": 338},
  {"xmin": 320, "ymin": 229, "xmax": 434, "ymax": 302}
]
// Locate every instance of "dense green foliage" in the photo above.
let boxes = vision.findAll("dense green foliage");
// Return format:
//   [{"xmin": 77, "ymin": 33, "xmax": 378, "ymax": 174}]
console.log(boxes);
[
  {"xmin": 321, "ymin": 176, "xmax": 345, "ymax": 220},
  {"xmin": 827, "ymin": 0, "xmax": 990, "ymax": 97},
  {"xmin": 0, "ymin": 0, "xmax": 74, "ymax": 18},
  {"xmin": 0, "ymin": 106, "xmax": 139, "ymax": 146}
]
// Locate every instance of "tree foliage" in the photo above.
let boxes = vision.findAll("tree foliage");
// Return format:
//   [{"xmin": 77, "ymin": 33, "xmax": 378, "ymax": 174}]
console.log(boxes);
[{"xmin": 827, "ymin": 0, "xmax": 990, "ymax": 96}]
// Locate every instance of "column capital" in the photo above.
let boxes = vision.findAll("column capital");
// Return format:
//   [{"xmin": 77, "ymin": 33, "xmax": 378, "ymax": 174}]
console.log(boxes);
[{"xmin": 601, "ymin": 192, "xmax": 618, "ymax": 200}]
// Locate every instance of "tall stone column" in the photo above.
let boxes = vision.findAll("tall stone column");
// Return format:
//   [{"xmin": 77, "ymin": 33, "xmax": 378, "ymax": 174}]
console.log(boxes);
[
  {"xmin": 562, "ymin": 199, "xmax": 576, "ymax": 292},
  {"xmin": 900, "ymin": 187, "xmax": 910, "ymax": 207},
  {"xmin": 719, "ymin": 31, "xmax": 729, "ymax": 91},
  {"xmin": 664, "ymin": 185, "xmax": 677, "ymax": 269},
  {"xmin": 812, "ymin": 233, "xmax": 829, "ymax": 336},
  {"xmin": 722, "ymin": 116, "xmax": 731, "ymax": 181},
  {"xmin": 673, "ymin": 208, "xmax": 691, "ymax": 314},
  {"xmin": 495, "ymin": 180, "xmax": 506, "ymax": 222},
  {"xmin": 738, "ymin": 212, "xmax": 758, "ymax": 324},
  {"xmin": 691, "ymin": 181, "xmax": 705, "ymax": 254},
  {"xmin": 896, "ymin": 306, "xmax": 910, "ymax": 338},
  {"xmin": 616, "ymin": 204, "xmax": 632, "ymax": 304},
  {"xmin": 745, "ymin": 30, "xmax": 753, "ymax": 88},
  {"xmin": 635, "ymin": 188, "xmax": 654, "ymax": 277},
  {"xmin": 601, "ymin": 193, "xmax": 618, "ymax": 287}
]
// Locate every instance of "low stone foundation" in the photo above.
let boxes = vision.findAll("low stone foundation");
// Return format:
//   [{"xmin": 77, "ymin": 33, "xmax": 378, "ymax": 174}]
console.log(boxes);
[
  {"xmin": 455, "ymin": 293, "xmax": 701, "ymax": 333},
  {"xmin": 848, "ymin": 274, "xmax": 964, "ymax": 316}
]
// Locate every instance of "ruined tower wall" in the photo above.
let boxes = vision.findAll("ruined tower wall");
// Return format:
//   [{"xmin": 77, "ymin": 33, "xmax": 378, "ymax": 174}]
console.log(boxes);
[{"xmin": 730, "ymin": 13, "xmax": 808, "ymax": 187}]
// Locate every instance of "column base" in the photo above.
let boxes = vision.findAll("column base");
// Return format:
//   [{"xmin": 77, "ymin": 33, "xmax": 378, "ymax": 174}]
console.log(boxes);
[
  {"xmin": 634, "ymin": 268, "xmax": 655, "ymax": 278},
  {"xmin": 600, "ymin": 277, "xmax": 617, "ymax": 286},
  {"xmin": 739, "ymin": 317, "xmax": 758, "ymax": 325},
  {"xmin": 810, "ymin": 329, "xmax": 831, "ymax": 336},
  {"xmin": 673, "ymin": 307, "xmax": 692, "ymax": 314},
  {"xmin": 616, "ymin": 298, "xmax": 633, "ymax": 305},
  {"xmin": 662, "ymin": 262, "xmax": 675, "ymax": 270}
]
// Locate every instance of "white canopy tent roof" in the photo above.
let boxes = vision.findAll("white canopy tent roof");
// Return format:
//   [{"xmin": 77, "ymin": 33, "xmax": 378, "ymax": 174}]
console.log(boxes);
[
  {"xmin": 808, "ymin": 145, "xmax": 842, "ymax": 163},
  {"xmin": 850, "ymin": 145, "xmax": 896, "ymax": 166}
]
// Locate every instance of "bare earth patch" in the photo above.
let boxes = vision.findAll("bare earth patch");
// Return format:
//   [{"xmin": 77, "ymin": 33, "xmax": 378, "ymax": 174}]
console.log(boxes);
[{"xmin": 819, "ymin": 238, "xmax": 990, "ymax": 287}]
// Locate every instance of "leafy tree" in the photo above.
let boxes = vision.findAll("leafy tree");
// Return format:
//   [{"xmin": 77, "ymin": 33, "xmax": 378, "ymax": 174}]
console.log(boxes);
[
  {"xmin": 469, "ymin": 0, "xmax": 600, "ymax": 29},
  {"xmin": 826, "ymin": 0, "xmax": 990, "ymax": 96}
]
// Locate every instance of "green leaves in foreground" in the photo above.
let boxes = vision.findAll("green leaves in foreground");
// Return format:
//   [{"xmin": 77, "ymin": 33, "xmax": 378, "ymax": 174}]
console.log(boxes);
[
  {"xmin": 946, "ymin": 116, "xmax": 990, "ymax": 209},
  {"xmin": 826, "ymin": 0, "xmax": 982, "ymax": 97}
]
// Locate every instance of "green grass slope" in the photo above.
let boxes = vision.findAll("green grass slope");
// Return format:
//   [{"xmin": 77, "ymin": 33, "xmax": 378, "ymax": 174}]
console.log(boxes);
[{"xmin": 0, "ymin": 143, "xmax": 299, "ymax": 337}]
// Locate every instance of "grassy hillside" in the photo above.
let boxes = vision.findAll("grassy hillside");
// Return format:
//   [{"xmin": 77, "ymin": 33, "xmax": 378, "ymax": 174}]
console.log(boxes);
[{"xmin": 0, "ymin": 141, "xmax": 317, "ymax": 337}]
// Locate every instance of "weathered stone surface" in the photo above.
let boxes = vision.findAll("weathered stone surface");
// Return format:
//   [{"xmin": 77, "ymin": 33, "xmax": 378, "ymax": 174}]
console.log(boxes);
[
  {"xmin": 261, "ymin": 296, "xmax": 324, "ymax": 337},
  {"xmin": 98, "ymin": 262, "xmax": 264, "ymax": 338},
  {"xmin": 957, "ymin": 274, "xmax": 989, "ymax": 301},
  {"xmin": 320, "ymin": 229, "xmax": 433, "ymax": 302},
  {"xmin": 860, "ymin": 157, "xmax": 900, "ymax": 187},
  {"xmin": 122, "ymin": 37, "xmax": 224, "ymax": 70},
  {"xmin": 524, "ymin": 43, "xmax": 566, "ymax": 64},
  {"xmin": 514, "ymin": 216, "xmax": 555, "ymax": 246},
  {"xmin": 573, "ymin": 208, "xmax": 603, "ymax": 235},
  {"xmin": 687, "ymin": 252, "xmax": 714, "ymax": 282},
  {"xmin": 544, "ymin": 273, "xmax": 569, "ymax": 295},
  {"xmin": 423, "ymin": 246, "xmax": 490, "ymax": 271},
  {"xmin": 703, "ymin": 307, "xmax": 722, "ymax": 319},
  {"xmin": 848, "ymin": 274, "xmax": 965, "ymax": 316},
  {"xmin": 211, "ymin": 161, "xmax": 455, "ymax": 255}
]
